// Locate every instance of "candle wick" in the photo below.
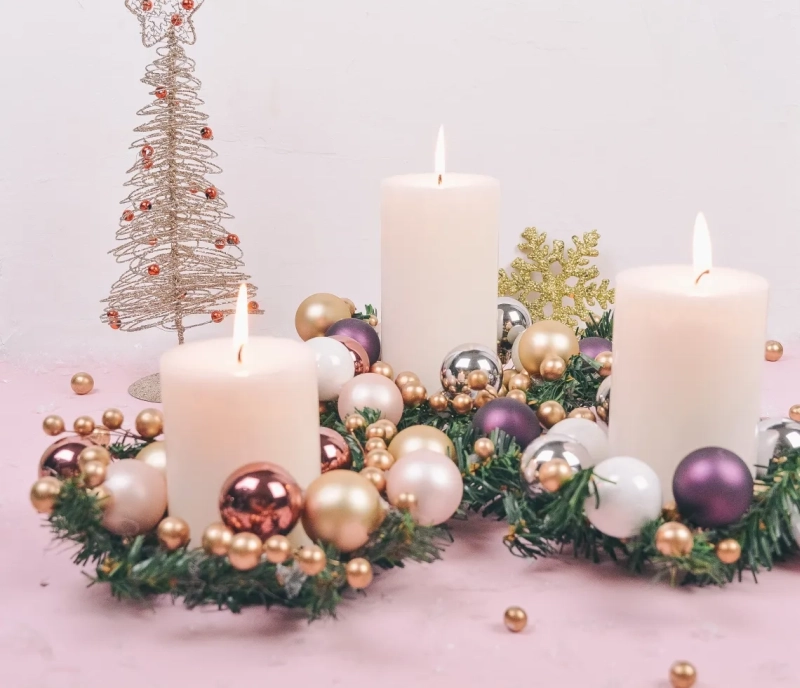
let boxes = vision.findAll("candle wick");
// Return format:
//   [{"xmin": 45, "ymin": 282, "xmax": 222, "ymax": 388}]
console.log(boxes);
[
  {"xmin": 437, "ymin": 174, "xmax": 442, "ymax": 186},
  {"xmin": 694, "ymin": 269, "xmax": 710, "ymax": 286},
  {"xmin": 237, "ymin": 344, "xmax": 244, "ymax": 364}
]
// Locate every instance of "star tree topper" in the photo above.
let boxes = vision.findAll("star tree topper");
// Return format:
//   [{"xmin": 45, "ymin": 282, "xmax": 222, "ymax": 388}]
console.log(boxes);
[
  {"xmin": 498, "ymin": 227, "xmax": 615, "ymax": 327},
  {"xmin": 126, "ymin": 0, "xmax": 205, "ymax": 47}
]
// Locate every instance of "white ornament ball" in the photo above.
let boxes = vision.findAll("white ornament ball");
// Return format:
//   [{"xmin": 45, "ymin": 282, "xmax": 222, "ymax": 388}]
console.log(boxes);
[
  {"xmin": 510, "ymin": 335, "xmax": 524, "ymax": 372},
  {"xmin": 386, "ymin": 449, "xmax": 464, "ymax": 526},
  {"xmin": 549, "ymin": 417, "xmax": 609, "ymax": 466},
  {"xmin": 306, "ymin": 337, "xmax": 355, "ymax": 401},
  {"xmin": 584, "ymin": 456, "xmax": 662, "ymax": 539},
  {"xmin": 337, "ymin": 373, "xmax": 405, "ymax": 425},
  {"xmin": 102, "ymin": 460, "xmax": 168, "ymax": 536}
]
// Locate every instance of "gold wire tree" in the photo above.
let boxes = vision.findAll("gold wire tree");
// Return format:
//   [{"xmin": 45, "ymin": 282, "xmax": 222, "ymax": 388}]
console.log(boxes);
[{"xmin": 103, "ymin": 0, "xmax": 259, "ymax": 355}]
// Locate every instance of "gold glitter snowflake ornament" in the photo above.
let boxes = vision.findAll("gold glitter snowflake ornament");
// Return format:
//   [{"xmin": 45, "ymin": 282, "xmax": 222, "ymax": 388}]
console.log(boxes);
[{"xmin": 498, "ymin": 227, "xmax": 614, "ymax": 327}]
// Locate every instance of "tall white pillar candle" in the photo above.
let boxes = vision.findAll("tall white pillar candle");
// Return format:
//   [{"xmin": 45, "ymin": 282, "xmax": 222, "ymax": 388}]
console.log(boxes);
[
  {"xmin": 609, "ymin": 215, "xmax": 768, "ymax": 502},
  {"xmin": 161, "ymin": 288, "xmax": 319, "ymax": 545},
  {"xmin": 381, "ymin": 128, "xmax": 500, "ymax": 391}
]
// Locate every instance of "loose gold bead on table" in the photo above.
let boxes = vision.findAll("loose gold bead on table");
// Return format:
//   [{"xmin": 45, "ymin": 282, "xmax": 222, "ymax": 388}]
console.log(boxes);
[
  {"xmin": 395, "ymin": 371, "xmax": 419, "ymax": 389},
  {"xmin": 451, "ymin": 393, "xmax": 474, "ymax": 415},
  {"xmin": 360, "ymin": 466, "xmax": 387, "ymax": 492},
  {"xmin": 568, "ymin": 407, "xmax": 596, "ymax": 422},
  {"xmin": 296, "ymin": 546, "xmax": 327, "ymax": 576},
  {"xmin": 370, "ymin": 361, "xmax": 394, "ymax": 379},
  {"xmin": 536, "ymin": 400, "xmax": 566, "ymax": 429},
  {"xmin": 655, "ymin": 522, "xmax": 694, "ymax": 557},
  {"xmin": 539, "ymin": 355, "xmax": 567, "ymax": 381},
  {"xmin": 538, "ymin": 458, "xmax": 573, "ymax": 493},
  {"xmin": 503, "ymin": 606, "xmax": 527, "ymax": 633},
  {"xmin": 264, "ymin": 535, "xmax": 292, "ymax": 564},
  {"xmin": 765, "ymin": 340, "xmax": 783, "ymax": 362},
  {"xmin": 102, "ymin": 408, "xmax": 124, "ymax": 431},
  {"xmin": 669, "ymin": 661, "xmax": 697, "ymax": 688},
  {"xmin": 375, "ymin": 419, "xmax": 397, "ymax": 441},
  {"xmin": 365, "ymin": 448, "xmax": 395, "ymax": 471},
  {"xmin": 135, "ymin": 408, "xmax": 163, "ymax": 439},
  {"xmin": 595, "ymin": 351, "xmax": 613, "ymax": 377},
  {"xmin": 716, "ymin": 538, "xmax": 742, "ymax": 564},
  {"xmin": 345, "ymin": 414, "xmax": 366, "ymax": 433},
  {"xmin": 467, "ymin": 369, "xmax": 489, "ymax": 391},
  {"xmin": 78, "ymin": 446, "xmax": 111, "ymax": 469},
  {"xmin": 70, "ymin": 372, "xmax": 94, "ymax": 395},
  {"xmin": 228, "ymin": 532, "xmax": 263, "ymax": 571},
  {"xmin": 394, "ymin": 492, "xmax": 418, "ymax": 513},
  {"xmin": 88, "ymin": 484, "xmax": 113, "ymax": 510},
  {"xmin": 42, "ymin": 415, "xmax": 65, "ymax": 436},
  {"xmin": 202, "ymin": 522, "xmax": 233, "ymax": 556},
  {"xmin": 157, "ymin": 516, "xmax": 190, "ymax": 551},
  {"xmin": 506, "ymin": 389, "xmax": 528, "ymax": 405},
  {"xmin": 345, "ymin": 558, "xmax": 374, "ymax": 589},
  {"xmin": 507, "ymin": 373, "xmax": 531, "ymax": 392},
  {"xmin": 30, "ymin": 477, "xmax": 61, "ymax": 514},
  {"xmin": 366, "ymin": 424, "xmax": 386, "ymax": 440},
  {"xmin": 428, "ymin": 392, "xmax": 449, "ymax": 412},
  {"xmin": 789, "ymin": 404, "xmax": 800, "ymax": 423},
  {"xmin": 73, "ymin": 416, "xmax": 95, "ymax": 436},
  {"xmin": 473, "ymin": 438, "xmax": 495, "ymax": 460},
  {"xmin": 82, "ymin": 460, "xmax": 107, "ymax": 488},
  {"xmin": 401, "ymin": 382, "xmax": 427, "ymax": 406},
  {"xmin": 364, "ymin": 437, "xmax": 387, "ymax": 453}
]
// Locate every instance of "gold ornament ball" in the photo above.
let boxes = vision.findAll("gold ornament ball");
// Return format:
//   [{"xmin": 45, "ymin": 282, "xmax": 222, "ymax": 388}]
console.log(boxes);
[
  {"xmin": 364, "ymin": 437, "xmax": 387, "ymax": 453},
  {"xmin": 595, "ymin": 351, "xmax": 613, "ymax": 377},
  {"xmin": 375, "ymin": 419, "xmax": 398, "ymax": 442},
  {"xmin": 789, "ymin": 404, "xmax": 800, "ymax": 423},
  {"xmin": 296, "ymin": 545, "xmax": 327, "ymax": 576},
  {"xmin": 365, "ymin": 448, "xmax": 395, "ymax": 472},
  {"xmin": 345, "ymin": 414, "xmax": 366, "ymax": 433},
  {"xmin": 538, "ymin": 458, "xmax": 574, "ymax": 493},
  {"xmin": 506, "ymin": 389, "xmax": 528, "ymax": 405},
  {"xmin": 394, "ymin": 492, "xmax": 418, "ymax": 513},
  {"xmin": 765, "ymin": 340, "xmax": 784, "ymax": 362},
  {"xmin": 467, "ymin": 369, "xmax": 490, "ymax": 391},
  {"xmin": 401, "ymin": 382, "xmax": 427, "ymax": 406},
  {"xmin": 370, "ymin": 361, "xmax": 394, "ymax": 379},
  {"xmin": 295, "ymin": 293, "xmax": 351, "ymax": 341},
  {"xmin": 655, "ymin": 522, "xmax": 694, "ymax": 557},
  {"xmin": 568, "ymin": 407, "xmax": 596, "ymax": 422},
  {"xmin": 507, "ymin": 372, "xmax": 531, "ymax": 392},
  {"xmin": 502, "ymin": 369, "xmax": 516, "ymax": 387},
  {"xmin": 135, "ymin": 408, "xmax": 163, "ymax": 439},
  {"xmin": 517, "ymin": 320, "xmax": 579, "ymax": 376},
  {"xmin": 102, "ymin": 408, "xmax": 124, "ymax": 431},
  {"xmin": 474, "ymin": 389, "xmax": 496, "ymax": 408},
  {"xmin": 428, "ymin": 392, "xmax": 449, "ymax": 412},
  {"xmin": 74, "ymin": 416, "xmax": 95, "ymax": 436},
  {"xmin": 202, "ymin": 522, "xmax": 234, "ymax": 556},
  {"xmin": 82, "ymin": 459, "xmax": 107, "ymax": 488},
  {"xmin": 540, "ymin": 355, "xmax": 567, "ymax": 381},
  {"xmin": 43, "ymin": 415, "xmax": 65, "ymax": 436},
  {"xmin": 264, "ymin": 534, "xmax": 292, "ymax": 564},
  {"xmin": 345, "ymin": 558, "xmax": 374, "ymax": 589},
  {"xmin": 395, "ymin": 371, "xmax": 419, "ymax": 389},
  {"xmin": 341, "ymin": 297, "xmax": 357, "ymax": 316},
  {"xmin": 388, "ymin": 425, "xmax": 456, "ymax": 461},
  {"xmin": 78, "ymin": 445, "xmax": 111, "ymax": 470},
  {"xmin": 365, "ymin": 424, "xmax": 386, "ymax": 440},
  {"xmin": 536, "ymin": 400, "xmax": 566, "ymax": 429},
  {"xmin": 70, "ymin": 372, "xmax": 94, "ymax": 395},
  {"xmin": 473, "ymin": 438, "xmax": 495, "ymax": 460},
  {"xmin": 716, "ymin": 538, "xmax": 742, "ymax": 565},
  {"xmin": 135, "ymin": 440, "xmax": 167, "ymax": 476},
  {"xmin": 30, "ymin": 477, "xmax": 61, "ymax": 514},
  {"xmin": 669, "ymin": 661, "xmax": 697, "ymax": 688},
  {"xmin": 452, "ymin": 393, "xmax": 474, "ymax": 415},
  {"xmin": 88, "ymin": 484, "xmax": 113, "ymax": 511},
  {"xmin": 360, "ymin": 466, "xmax": 387, "ymax": 492},
  {"xmin": 157, "ymin": 516, "xmax": 190, "ymax": 551},
  {"xmin": 228, "ymin": 532, "xmax": 263, "ymax": 571},
  {"xmin": 90, "ymin": 426, "xmax": 111, "ymax": 446},
  {"xmin": 503, "ymin": 606, "xmax": 527, "ymax": 633}
]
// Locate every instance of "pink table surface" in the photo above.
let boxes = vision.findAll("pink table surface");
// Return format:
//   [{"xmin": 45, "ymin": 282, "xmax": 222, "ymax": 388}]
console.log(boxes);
[{"xmin": 1, "ymin": 352, "xmax": 799, "ymax": 688}]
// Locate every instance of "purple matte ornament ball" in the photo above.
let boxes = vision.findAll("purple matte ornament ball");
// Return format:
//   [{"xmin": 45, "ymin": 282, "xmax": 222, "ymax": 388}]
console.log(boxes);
[
  {"xmin": 579, "ymin": 336, "xmax": 612, "ymax": 360},
  {"xmin": 472, "ymin": 397, "xmax": 541, "ymax": 449},
  {"xmin": 326, "ymin": 318, "xmax": 381, "ymax": 365},
  {"xmin": 673, "ymin": 447, "xmax": 753, "ymax": 527}
]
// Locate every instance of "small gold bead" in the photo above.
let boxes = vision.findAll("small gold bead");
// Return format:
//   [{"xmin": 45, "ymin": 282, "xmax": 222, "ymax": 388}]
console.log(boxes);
[
  {"xmin": 365, "ymin": 424, "xmax": 386, "ymax": 440},
  {"xmin": 539, "ymin": 355, "xmax": 567, "ymax": 381},
  {"xmin": 78, "ymin": 446, "xmax": 111, "ymax": 470},
  {"xmin": 507, "ymin": 373, "xmax": 531, "ymax": 392},
  {"xmin": 42, "ymin": 415, "xmax": 65, "ymax": 436},
  {"xmin": 296, "ymin": 546, "xmax": 327, "ymax": 576},
  {"xmin": 135, "ymin": 408, "xmax": 163, "ymax": 439},
  {"xmin": 374, "ymin": 419, "xmax": 397, "ymax": 441},
  {"xmin": 30, "ymin": 477, "xmax": 61, "ymax": 514},
  {"xmin": 81, "ymin": 459, "xmax": 107, "ymax": 488},
  {"xmin": 538, "ymin": 458, "xmax": 573, "ymax": 493},
  {"xmin": 428, "ymin": 392, "xmax": 449, "ymax": 412},
  {"xmin": 345, "ymin": 557, "xmax": 374, "ymax": 589},
  {"xmin": 202, "ymin": 522, "xmax": 234, "ymax": 556},
  {"xmin": 360, "ymin": 466, "xmax": 386, "ymax": 492},
  {"xmin": 228, "ymin": 532, "xmax": 263, "ymax": 571},
  {"xmin": 364, "ymin": 437, "xmax": 387, "ymax": 453},
  {"xmin": 765, "ymin": 340, "xmax": 784, "ymax": 362},
  {"xmin": 345, "ymin": 414, "xmax": 366, "ymax": 433},
  {"xmin": 451, "ymin": 393, "xmax": 474, "ymax": 415},
  {"xmin": 394, "ymin": 371, "xmax": 419, "ymax": 389},
  {"xmin": 789, "ymin": 404, "xmax": 800, "ymax": 423},
  {"xmin": 101, "ymin": 408, "xmax": 124, "ymax": 431},
  {"xmin": 394, "ymin": 492, "xmax": 418, "ymax": 514},
  {"xmin": 669, "ymin": 661, "xmax": 697, "ymax": 688},
  {"xmin": 595, "ymin": 351, "xmax": 613, "ymax": 377},
  {"xmin": 365, "ymin": 448, "xmax": 395, "ymax": 471},
  {"xmin": 716, "ymin": 538, "xmax": 742, "ymax": 565},
  {"xmin": 503, "ymin": 606, "xmax": 527, "ymax": 633},
  {"xmin": 73, "ymin": 416, "xmax": 95, "ymax": 436},
  {"xmin": 473, "ymin": 438, "xmax": 495, "ymax": 460},
  {"xmin": 568, "ymin": 407, "xmax": 596, "ymax": 422},
  {"xmin": 467, "ymin": 369, "xmax": 489, "ymax": 391},
  {"xmin": 536, "ymin": 400, "xmax": 566, "ymax": 428},
  {"xmin": 263, "ymin": 535, "xmax": 292, "ymax": 564},
  {"xmin": 157, "ymin": 516, "xmax": 190, "ymax": 551},
  {"xmin": 367, "ymin": 315, "xmax": 378, "ymax": 327},
  {"xmin": 506, "ymin": 389, "xmax": 528, "ymax": 405},
  {"xmin": 370, "ymin": 361, "xmax": 394, "ymax": 379}
]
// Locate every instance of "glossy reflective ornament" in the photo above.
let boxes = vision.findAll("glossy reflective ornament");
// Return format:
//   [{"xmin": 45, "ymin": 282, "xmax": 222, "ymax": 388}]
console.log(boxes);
[
  {"xmin": 39, "ymin": 437, "xmax": 92, "ymax": 479},
  {"xmin": 202, "ymin": 522, "xmax": 233, "ymax": 556},
  {"xmin": 401, "ymin": 382, "xmax": 427, "ymax": 407},
  {"xmin": 440, "ymin": 343, "xmax": 502, "ymax": 399},
  {"xmin": 219, "ymin": 463, "xmax": 304, "ymax": 539},
  {"xmin": 30, "ymin": 477, "xmax": 61, "ymax": 513},
  {"xmin": 329, "ymin": 335, "xmax": 370, "ymax": 376},
  {"xmin": 388, "ymin": 425, "xmax": 456, "ymax": 461},
  {"xmin": 536, "ymin": 400, "xmax": 565, "ymax": 428},
  {"xmin": 210, "ymin": 310, "xmax": 224, "ymax": 323},
  {"xmin": 370, "ymin": 361, "xmax": 393, "ymax": 379},
  {"xmin": 102, "ymin": 460, "xmax": 167, "ymax": 536},
  {"xmin": 307, "ymin": 337, "xmax": 355, "ymax": 401},
  {"xmin": 394, "ymin": 371, "xmax": 420, "ymax": 388},
  {"xmin": 669, "ymin": 661, "xmax": 697, "ymax": 688},
  {"xmin": 503, "ymin": 606, "xmax": 527, "ymax": 633},
  {"xmin": 366, "ymin": 424, "xmax": 386, "ymax": 440},
  {"xmin": 467, "ymin": 369, "xmax": 489, "ymax": 390},
  {"xmin": 70, "ymin": 372, "xmax": 94, "ymax": 395},
  {"xmin": 506, "ymin": 389, "xmax": 527, "ymax": 405},
  {"xmin": 595, "ymin": 375, "xmax": 611, "ymax": 423},
  {"xmin": 765, "ymin": 340, "xmax": 783, "ymax": 362},
  {"xmin": 579, "ymin": 336, "xmax": 612, "ymax": 360},
  {"xmin": 520, "ymin": 434, "xmax": 586, "ymax": 494},
  {"xmin": 263, "ymin": 534, "xmax": 292, "ymax": 563},
  {"xmin": 320, "ymin": 427, "xmax": 352, "ymax": 473},
  {"xmin": 326, "ymin": 318, "xmax": 381, "ymax": 365},
  {"xmin": 205, "ymin": 186, "xmax": 218, "ymax": 200},
  {"xmin": 595, "ymin": 351, "xmax": 613, "ymax": 377},
  {"xmin": 716, "ymin": 538, "xmax": 742, "ymax": 564},
  {"xmin": 755, "ymin": 417, "xmax": 800, "ymax": 477},
  {"xmin": 345, "ymin": 558, "xmax": 373, "ymax": 589},
  {"xmin": 375, "ymin": 419, "xmax": 398, "ymax": 441},
  {"xmin": 344, "ymin": 414, "xmax": 366, "ymax": 433},
  {"xmin": 296, "ymin": 546, "xmax": 327, "ymax": 575},
  {"xmin": 136, "ymin": 440, "xmax": 167, "ymax": 476},
  {"xmin": 517, "ymin": 320, "xmax": 579, "ymax": 376},
  {"xmin": 497, "ymin": 297, "xmax": 532, "ymax": 363},
  {"xmin": 157, "ymin": 516, "xmax": 190, "ymax": 551},
  {"xmin": 135, "ymin": 408, "xmax": 163, "ymax": 439},
  {"xmin": 655, "ymin": 522, "xmax": 694, "ymax": 557},
  {"xmin": 74, "ymin": 416, "xmax": 95, "ymax": 436},
  {"xmin": 539, "ymin": 355, "xmax": 566, "ymax": 381},
  {"xmin": 549, "ymin": 417, "xmax": 609, "ymax": 465},
  {"xmin": 228, "ymin": 532, "xmax": 262, "ymax": 571},
  {"xmin": 472, "ymin": 397, "xmax": 541, "ymax": 449},
  {"xmin": 337, "ymin": 373, "xmax": 404, "ymax": 425},
  {"xmin": 295, "ymin": 293, "xmax": 351, "ymax": 341}
]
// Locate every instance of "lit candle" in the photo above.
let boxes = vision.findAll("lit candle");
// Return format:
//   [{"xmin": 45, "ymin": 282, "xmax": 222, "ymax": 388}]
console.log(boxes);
[
  {"xmin": 161, "ymin": 285, "xmax": 320, "ymax": 544},
  {"xmin": 609, "ymin": 214, "xmax": 768, "ymax": 502},
  {"xmin": 381, "ymin": 126, "xmax": 500, "ymax": 390}
]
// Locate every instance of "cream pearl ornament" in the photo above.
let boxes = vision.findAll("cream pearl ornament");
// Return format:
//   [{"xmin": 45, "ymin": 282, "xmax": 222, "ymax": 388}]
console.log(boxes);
[
  {"xmin": 548, "ymin": 417, "xmax": 609, "ymax": 465},
  {"xmin": 306, "ymin": 337, "xmax": 356, "ymax": 401},
  {"xmin": 337, "ymin": 373, "xmax": 404, "ymax": 425},
  {"xmin": 135, "ymin": 440, "xmax": 167, "ymax": 476},
  {"xmin": 102, "ymin": 460, "xmax": 168, "ymax": 537}
]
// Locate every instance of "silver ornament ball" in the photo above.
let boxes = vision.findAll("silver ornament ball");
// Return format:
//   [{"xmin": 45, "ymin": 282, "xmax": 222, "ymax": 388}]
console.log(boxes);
[
  {"xmin": 756, "ymin": 417, "xmax": 800, "ymax": 478},
  {"xmin": 596, "ymin": 375, "xmax": 611, "ymax": 423},
  {"xmin": 497, "ymin": 297, "xmax": 532, "ymax": 362},
  {"xmin": 520, "ymin": 433, "xmax": 588, "ymax": 494},
  {"xmin": 440, "ymin": 343, "xmax": 503, "ymax": 399}
]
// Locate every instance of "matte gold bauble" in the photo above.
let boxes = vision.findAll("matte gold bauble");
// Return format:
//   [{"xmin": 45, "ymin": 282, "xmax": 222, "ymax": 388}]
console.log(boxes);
[
  {"xmin": 296, "ymin": 545, "xmax": 327, "ymax": 575},
  {"xmin": 78, "ymin": 445, "xmax": 111, "ymax": 470},
  {"xmin": 536, "ymin": 400, "xmax": 566, "ymax": 428},
  {"xmin": 295, "ymin": 293, "xmax": 351, "ymax": 341},
  {"xmin": 202, "ymin": 522, "xmax": 234, "ymax": 556},
  {"xmin": 360, "ymin": 466, "xmax": 387, "ymax": 492},
  {"xmin": 538, "ymin": 458, "xmax": 573, "ymax": 492},
  {"xmin": 669, "ymin": 661, "xmax": 697, "ymax": 688},
  {"xmin": 157, "ymin": 516, "xmax": 190, "ymax": 551},
  {"xmin": 388, "ymin": 426, "xmax": 456, "ymax": 461},
  {"xmin": 507, "ymin": 373, "xmax": 531, "ymax": 392},
  {"xmin": 473, "ymin": 438, "xmax": 495, "ymax": 460},
  {"xmin": 790, "ymin": 404, "xmax": 800, "ymax": 423},
  {"xmin": 74, "ymin": 416, "xmax": 95, "ymax": 436},
  {"xmin": 228, "ymin": 532, "xmax": 263, "ymax": 571},
  {"xmin": 401, "ymin": 382, "xmax": 427, "ymax": 406},
  {"xmin": 428, "ymin": 392, "xmax": 449, "ymax": 412},
  {"xmin": 30, "ymin": 477, "xmax": 61, "ymax": 513},
  {"xmin": 504, "ymin": 606, "xmax": 527, "ymax": 633},
  {"xmin": 395, "ymin": 371, "xmax": 419, "ymax": 389},
  {"xmin": 375, "ymin": 419, "xmax": 397, "ymax": 442},
  {"xmin": 595, "ymin": 351, "xmax": 613, "ymax": 377},
  {"xmin": 82, "ymin": 460, "xmax": 107, "ymax": 488},
  {"xmin": 345, "ymin": 414, "xmax": 366, "ymax": 433},
  {"xmin": 102, "ymin": 408, "xmax": 124, "ymax": 431},
  {"xmin": 345, "ymin": 558, "xmax": 373, "ymax": 589},
  {"xmin": 539, "ymin": 355, "xmax": 566, "ymax": 381},
  {"xmin": 568, "ymin": 407, "xmax": 596, "ymax": 422},
  {"xmin": 135, "ymin": 408, "xmax": 163, "ymax": 439},
  {"xmin": 655, "ymin": 522, "xmax": 694, "ymax": 557},
  {"xmin": 263, "ymin": 534, "xmax": 292, "ymax": 563},
  {"xmin": 365, "ymin": 449, "xmax": 395, "ymax": 471},
  {"xmin": 135, "ymin": 440, "xmax": 167, "ymax": 476},
  {"xmin": 467, "ymin": 369, "xmax": 489, "ymax": 391},
  {"xmin": 341, "ymin": 297, "xmax": 357, "ymax": 316},
  {"xmin": 716, "ymin": 538, "xmax": 741, "ymax": 564},
  {"xmin": 366, "ymin": 424, "xmax": 386, "ymax": 440},
  {"xmin": 765, "ymin": 340, "xmax": 783, "ymax": 362},
  {"xmin": 370, "ymin": 361, "xmax": 394, "ymax": 379},
  {"xmin": 301, "ymin": 470, "xmax": 385, "ymax": 552},
  {"xmin": 517, "ymin": 321, "xmax": 579, "ymax": 376},
  {"xmin": 43, "ymin": 415, "xmax": 65, "ymax": 436},
  {"xmin": 451, "ymin": 393, "xmax": 473, "ymax": 415},
  {"xmin": 506, "ymin": 389, "xmax": 528, "ymax": 405},
  {"xmin": 394, "ymin": 492, "xmax": 418, "ymax": 513},
  {"xmin": 70, "ymin": 372, "xmax": 94, "ymax": 395},
  {"xmin": 364, "ymin": 437, "xmax": 387, "ymax": 453}
]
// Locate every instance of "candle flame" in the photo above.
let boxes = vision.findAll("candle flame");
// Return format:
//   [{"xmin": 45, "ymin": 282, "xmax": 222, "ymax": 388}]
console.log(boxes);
[
  {"xmin": 435, "ymin": 125, "xmax": 445, "ymax": 184},
  {"xmin": 693, "ymin": 212, "xmax": 712, "ymax": 284},
  {"xmin": 233, "ymin": 283, "xmax": 248, "ymax": 362}
]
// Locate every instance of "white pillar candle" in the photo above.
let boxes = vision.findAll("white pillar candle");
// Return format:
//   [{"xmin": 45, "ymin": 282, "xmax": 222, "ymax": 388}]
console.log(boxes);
[
  {"xmin": 160, "ymin": 287, "xmax": 320, "ymax": 545},
  {"xmin": 609, "ymin": 214, "xmax": 768, "ymax": 502},
  {"xmin": 381, "ymin": 127, "xmax": 500, "ymax": 391}
]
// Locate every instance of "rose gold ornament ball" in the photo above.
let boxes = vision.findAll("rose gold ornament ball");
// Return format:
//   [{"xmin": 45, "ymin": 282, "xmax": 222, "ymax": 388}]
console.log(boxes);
[
  {"xmin": 39, "ymin": 437, "xmax": 93, "ymax": 480},
  {"xmin": 320, "ymin": 427, "xmax": 352, "ymax": 473}
]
